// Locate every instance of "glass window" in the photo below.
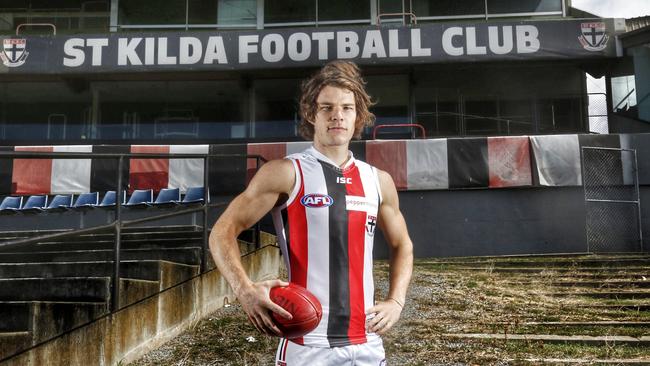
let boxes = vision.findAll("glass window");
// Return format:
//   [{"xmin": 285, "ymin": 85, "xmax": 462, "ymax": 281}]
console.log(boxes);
[
  {"xmin": 0, "ymin": 82, "xmax": 92, "ymax": 142},
  {"xmin": 254, "ymin": 79, "xmax": 300, "ymax": 138},
  {"xmin": 319, "ymin": 0, "xmax": 370, "ymax": 21},
  {"xmin": 0, "ymin": 0, "xmax": 109, "ymax": 34},
  {"xmin": 217, "ymin": 0, "xmax": 256, "ymax": 25},
  {"xmin": 119, "ymin": 0, "xmax": 185, "ymax": 26},
  {"xmin": 415, "ymin": 87, "xmax": 461, "ymax": 137},
  {"xmin": 188, "ymin": 0, "xmax": 257, "ymax": 25},
  {"xmin": 464, "ymin": 98, "xmax": 499, "ymax": 136},
  {"xmin": 498, "ymin": 99, "xmax": 534, "ymax": 135},
  {"xmin": 487, "ymin": 0, "xmax": 562, "ymax": 14},
  {"xmin": 378, "ymin": 0, "xmax": 403, "ymax": 14},
  {"xmin": 611, "ymin": 75, "xmax": 637, "ymax": 112},
  {"xmin": 264, "ymin": 0, "xmax": 315, "ymax": 24},
  {"xmin": 97, "ymin": 80, "xmax": 246, "ymax": 141},
  {"xmin": 538, "ymin": 97, "xmax": 584, "ymax": 133},
  {"xmin": 413, "ymin": 0, "xmax": 485, "ymax": 17},
  {"xmin": 366, "ymin": 75, "xmax": 410, "ymax": 138}
]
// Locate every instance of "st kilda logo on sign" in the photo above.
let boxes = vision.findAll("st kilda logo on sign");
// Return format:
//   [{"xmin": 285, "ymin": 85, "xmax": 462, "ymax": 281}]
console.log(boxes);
[
  {"xmin": 578, "ymin": 22, "xmax": 609, "ymax": 52},
  {"xmin": 1, "ymin": 38, "xmax": 29, "ymax": 67}
]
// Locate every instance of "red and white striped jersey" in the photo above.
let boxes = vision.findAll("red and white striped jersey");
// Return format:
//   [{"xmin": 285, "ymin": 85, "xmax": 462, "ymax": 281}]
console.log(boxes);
[{"xmin": 272, "ymin": 146, "xmax": 383, "ymax": 348}]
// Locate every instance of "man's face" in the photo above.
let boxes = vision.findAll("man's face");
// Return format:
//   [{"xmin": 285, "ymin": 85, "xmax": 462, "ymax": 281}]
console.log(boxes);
[{"xmin": 311, "ymin": 85, "xmax": 357, "ymax": 147}]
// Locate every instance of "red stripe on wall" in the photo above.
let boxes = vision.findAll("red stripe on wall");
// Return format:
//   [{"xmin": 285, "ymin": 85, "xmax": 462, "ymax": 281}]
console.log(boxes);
[
  {"xmin": 287, "ymin": 160, "xmax": 307, "ymax": 346},
  {"xmin": 366, "ymin": 141, "xmax": 407, "ymax": 190},
  {"xmin": 130, "ymin": 145, "xmax": 170, "ymax": 193},
  {"xmin": 344, "ymin": 163, "xmax": 367, "ymax": 345},
  {"xmin": 12, "ymin": 146, "xmax": 53, "ymax": 194},
  {"xmin": 246, "ymin": 143, "xmax": 287, "ymax": 184},
  {"xmin": 487, "ymin": 137, "xmax": 532, "ymax": 188}
]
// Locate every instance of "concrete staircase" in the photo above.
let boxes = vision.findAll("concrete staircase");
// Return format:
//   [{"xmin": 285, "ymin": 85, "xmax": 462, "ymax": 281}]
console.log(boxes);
[{"xmin": 0, "ymin": 225, "xmax": 203, "ymax": 361}]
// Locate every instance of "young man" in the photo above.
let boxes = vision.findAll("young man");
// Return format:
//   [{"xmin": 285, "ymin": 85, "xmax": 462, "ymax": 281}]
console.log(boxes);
[{"xmin": 209, "ymin": 61, "xmax": 413, "ymax": 365}]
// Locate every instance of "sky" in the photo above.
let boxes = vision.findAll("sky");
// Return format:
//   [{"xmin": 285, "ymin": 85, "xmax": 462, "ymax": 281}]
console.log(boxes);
[{"xmin": 571, "ymin": 0, "xmax": 650, "ymax": 19}]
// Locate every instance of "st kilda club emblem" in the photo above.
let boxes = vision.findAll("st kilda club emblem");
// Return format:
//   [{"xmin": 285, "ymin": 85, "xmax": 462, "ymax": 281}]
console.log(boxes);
[
  {"xmin": 366, "ymin": 215, "xmax": 377, "ymax": 236},
  {"xmin": 578, "ymin": 22, "xmax": 609, "ymax": 52},
  {"xmin": 1, "ymin": 38, "xmax": 29, "ymax": 67}
]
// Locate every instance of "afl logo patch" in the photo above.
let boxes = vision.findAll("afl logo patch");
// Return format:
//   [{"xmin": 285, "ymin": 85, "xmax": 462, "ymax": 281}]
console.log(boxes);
[{"xmin": 300, "ymin": 194, "xmax": 333, "ymax": 208}]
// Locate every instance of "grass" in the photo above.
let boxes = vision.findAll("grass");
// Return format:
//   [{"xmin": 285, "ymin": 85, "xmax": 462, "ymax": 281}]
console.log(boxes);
[{"xmin": 130, "ymin": 254, "xmax": 650, "ymax": 365}]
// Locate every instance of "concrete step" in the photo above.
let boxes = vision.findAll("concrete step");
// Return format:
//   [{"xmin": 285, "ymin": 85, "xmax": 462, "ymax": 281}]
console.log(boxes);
[
  {"xmin": 0, "ymin": 260, "xmax": 199, "ymax": 284},
  {"xmin": 119, "ymin": 278, "xmax": 159, "ymax": 308},
  {"xmin": 506, "ymin": 280, "xmax": 650, "ymax": 288},
  {"xmin": 0, "ymin": 225, "xmax": 203, "ymax": 241},
  {"xmin": 548, "ymin": 291, "xmax": 650, "ymax": 299},
  {"xmin": 443, "ymin": 333, "xmax": 650, "ymax": 346},
  {"xmin": 3, "ymin": 237, "xmax": 204, "ymax": 253},
  {"xmin": 0, "ymin": 331, "xmax": 32, "ymax": 360},
  {"xmin": 0, "ymin": 247, "xmax": 202, "ymax": 265},
  {"xmin": 0, "ymin": 278, "xmax": 111, "ymax": 302}
]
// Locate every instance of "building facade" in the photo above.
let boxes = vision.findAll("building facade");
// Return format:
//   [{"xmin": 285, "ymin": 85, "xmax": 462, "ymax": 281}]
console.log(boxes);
[{"xmin": 0, "ymin": 0, "xmax": 636, "ymax": 145}]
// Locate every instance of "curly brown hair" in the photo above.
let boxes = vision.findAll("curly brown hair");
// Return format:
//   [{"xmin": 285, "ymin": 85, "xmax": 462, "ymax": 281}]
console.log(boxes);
[{"xmin": 298, "ymin": 61, "xmax": 375, "ymax": 140}]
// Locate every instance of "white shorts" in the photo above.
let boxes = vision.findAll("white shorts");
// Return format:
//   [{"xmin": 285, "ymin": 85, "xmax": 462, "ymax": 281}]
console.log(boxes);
[{"xmin": 275, "ymin": 337, "xmax": 386, "ymax": 366}]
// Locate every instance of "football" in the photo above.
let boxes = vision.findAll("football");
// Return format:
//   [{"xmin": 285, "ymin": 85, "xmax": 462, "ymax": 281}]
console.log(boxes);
[{"xmin": 269, "ymin": 283, "xmax": 322, "ymax": 339}]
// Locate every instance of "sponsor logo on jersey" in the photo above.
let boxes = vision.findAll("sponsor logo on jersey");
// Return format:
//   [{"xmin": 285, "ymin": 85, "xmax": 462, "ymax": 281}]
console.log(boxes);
[
  {"xmin": 578, "ymin": 22, "xmax": 609, "ymax": 52},
  {"xmin": 336, "ymin": 176, "xmax": 352, "ymax": 184},
  {"xmin": 301, "ymin": 193, "xmax": 333, "ymax": 208},
  {"xmin": 1, "ymin": 38, "xmax": 29, "ymax": 67},
  {"xmin": 345, "ymin": 195, "xmax": 378, "ymax": 213}
]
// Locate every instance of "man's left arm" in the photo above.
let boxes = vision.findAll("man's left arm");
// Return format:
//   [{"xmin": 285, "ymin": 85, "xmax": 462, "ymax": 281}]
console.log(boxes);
[{"xmin": 366, "ymin": 169, "xmax": 414, "ymax": 335}]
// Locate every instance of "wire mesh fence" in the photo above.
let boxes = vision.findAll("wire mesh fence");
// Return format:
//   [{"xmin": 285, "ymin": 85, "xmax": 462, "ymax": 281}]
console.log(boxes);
[{"xmin": 582, "ymin": 147, "xmax": 642, "ymax": 253}]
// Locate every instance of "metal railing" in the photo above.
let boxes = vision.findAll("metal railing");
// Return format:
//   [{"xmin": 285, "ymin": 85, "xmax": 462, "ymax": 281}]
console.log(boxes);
[
  {"xmin": 376, "ymin": 12, "xmax": 417, "ymax": 25},
  {"xmin": 0, "ymin": 150, "xmax": 266, "ymax": 312},
  {"xmin": 16, "ymin": 23, "xmax": 57, "ymax": 35},
  {"xmin": 372, "ymin": 123, "xmax": 426, "ymax": 139}
]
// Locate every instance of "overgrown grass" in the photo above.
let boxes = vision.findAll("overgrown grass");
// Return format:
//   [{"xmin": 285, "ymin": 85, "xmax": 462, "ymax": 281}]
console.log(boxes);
[{"xmin": 130, "ymin": 255, "xmax": 650, "ymax": 365}]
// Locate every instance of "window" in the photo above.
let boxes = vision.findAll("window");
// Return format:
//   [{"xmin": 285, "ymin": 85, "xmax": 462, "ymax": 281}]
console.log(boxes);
[
  {"xmin": 119, "ymin": 0, "xmax": 185, "ymax": 25},
  {"xmin": 254, "ymin": 79, "xmax": 300, "ymax": 138},
  {"xmin": 0, "ymin": 82, "xmax": 92, "ymax": 142},
  {"xmin": 413, "ymin": 0, "xmax": 485, "ymax": 17},
  {"xmin": 319, "ymin": 0, "xmax": 370, "ymax": 22},
  {"xmin": 487, "ymin": 0, "xmax": 562, "ymax": 14},
  {"xmin": 97, "ymin": 80, "xmax": 246, "ymax": 141},
  {"xmin": 0, "ymin": 0, "xmax": 109, "ymax": 34},
  {"xmin": 366, "ymin": 75, "xmax": 410, "ymax": 138},
  {"xmin": 264, "ymin": 0, "xmax": 315, "ymax": 24}
]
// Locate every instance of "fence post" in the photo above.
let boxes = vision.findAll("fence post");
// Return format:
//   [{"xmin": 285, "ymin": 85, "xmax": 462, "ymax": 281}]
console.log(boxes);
[
  {"xmin": 201, "ymin": 155, "xmax": 210, "ymax": 274},
  {"xmin": 111, "ymin": 155, "xmax": 124, "ymax": 312}
]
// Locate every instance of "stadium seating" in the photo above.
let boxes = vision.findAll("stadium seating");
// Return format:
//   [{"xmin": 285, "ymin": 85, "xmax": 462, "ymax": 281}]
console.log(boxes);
[
  {"xmin": 126, "ymin": 189, "xmax": 153, "ymax": 206},
  {"xmin": 72, "ymin": 192, "xmax": 99, "ymax": 207},
  {"xmin": 154, "ymin": 188, "xmax": 181, "ymax": 205},
  {"xmin": 182, "ymin": 186, "xmax": 206, "ymax": 203},
  {"xmin": 0, "ymin": 196, "xmax": 22, "ymax": 212},
  {"xmin": 46, "ymin": 195, "xmax": 72, "ymax": 210},
  {"xmin": 20, "ymin": 195, "xmax": 48, "ymax": 211},
  {"xmin": 98, "ymin": 191, "xmax": 126, "ymax": 207}
]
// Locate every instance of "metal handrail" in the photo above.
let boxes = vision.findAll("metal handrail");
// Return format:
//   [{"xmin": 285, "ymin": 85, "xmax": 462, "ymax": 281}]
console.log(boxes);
[
  {"xmin": 0, "ymin": 150, "xmax": 267, "ymax": 312},
  {"xmin": 16, "ymin": 23, "xmax": 57, "ymax": 35},
  {"xmin": 372, "ymin": 123, "xmax": 426, "ymax": 139},
  {"xmin": 377, "ymin": 12, "xmax": 417, "ymax": 25}
]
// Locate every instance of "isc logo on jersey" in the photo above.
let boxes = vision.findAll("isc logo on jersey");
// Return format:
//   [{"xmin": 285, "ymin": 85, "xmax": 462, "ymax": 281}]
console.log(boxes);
[{"xmin": 300, "ymin": 194, "xmax": 334, "ymax": 208}]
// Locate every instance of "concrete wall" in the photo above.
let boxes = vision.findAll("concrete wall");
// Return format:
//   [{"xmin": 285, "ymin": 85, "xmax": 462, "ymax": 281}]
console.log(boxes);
[{"xmin": 2, "ymin": 245, "xmax": 281, "ymax": 366}]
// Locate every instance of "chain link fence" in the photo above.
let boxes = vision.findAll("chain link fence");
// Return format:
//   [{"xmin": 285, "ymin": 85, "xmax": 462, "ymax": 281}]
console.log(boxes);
[{"xmin": 582, "ymin": 147, "xmax": 642, "ymax": 253}]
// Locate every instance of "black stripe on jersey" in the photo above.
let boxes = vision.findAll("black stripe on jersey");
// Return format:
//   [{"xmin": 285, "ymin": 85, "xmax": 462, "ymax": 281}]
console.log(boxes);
[{"xmin": 320, "ymin": 160, "xmax": 351, "ymax": 347}]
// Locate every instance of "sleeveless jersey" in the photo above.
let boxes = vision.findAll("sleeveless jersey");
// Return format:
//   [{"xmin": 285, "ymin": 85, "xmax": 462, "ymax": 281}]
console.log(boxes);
[{"xmin": 271, "ymin": 146, "xmax": 382, "ymax": 348}]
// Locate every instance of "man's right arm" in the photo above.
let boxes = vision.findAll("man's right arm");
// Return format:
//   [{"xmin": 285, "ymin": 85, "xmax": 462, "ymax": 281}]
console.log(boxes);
[{"xmin": 208, "ymin": 158, "xmax": 295, "ymax": 336}]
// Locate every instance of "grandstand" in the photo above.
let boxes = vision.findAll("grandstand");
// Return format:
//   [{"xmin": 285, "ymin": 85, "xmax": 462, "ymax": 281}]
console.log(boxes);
[{"xmin": 0, "ymin": 0, "xmax": 649, "ymax": 364}]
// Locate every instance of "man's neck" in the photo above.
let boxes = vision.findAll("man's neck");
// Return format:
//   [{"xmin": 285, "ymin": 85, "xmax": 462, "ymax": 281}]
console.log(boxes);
[{"xmin": 312, "ymin": 141, "xmax": 350, "ymax": 167}]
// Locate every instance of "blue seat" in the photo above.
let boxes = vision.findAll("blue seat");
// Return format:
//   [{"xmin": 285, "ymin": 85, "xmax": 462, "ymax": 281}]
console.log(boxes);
[
  {"xmin": 182, "ymin": 186, "xmax": 207, "ymax": 203},
  {"xmin": 73, "ymin": 192, "xmax": 99, "ymax": 207},
  {"xmin": 21, "ymin": 195, "xmax": 48, "ymax": 211},
  {"xmin": 0, "ymin": 196, "xmax": 23, "ymax": 211},
  {"xmin": 98, "ymin": 191, "xmax": 126, "ymax": 207},
  {"xmin": 47, "ymin": 194, "xmax": 72, "ymax": 209},
  {"xmin": 154, "ymin": 188, "xmax": 180, "ymax": 205},
  {"xmin": 126, "ymin": 189, "xmax": 153, "ymax": 206}
]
